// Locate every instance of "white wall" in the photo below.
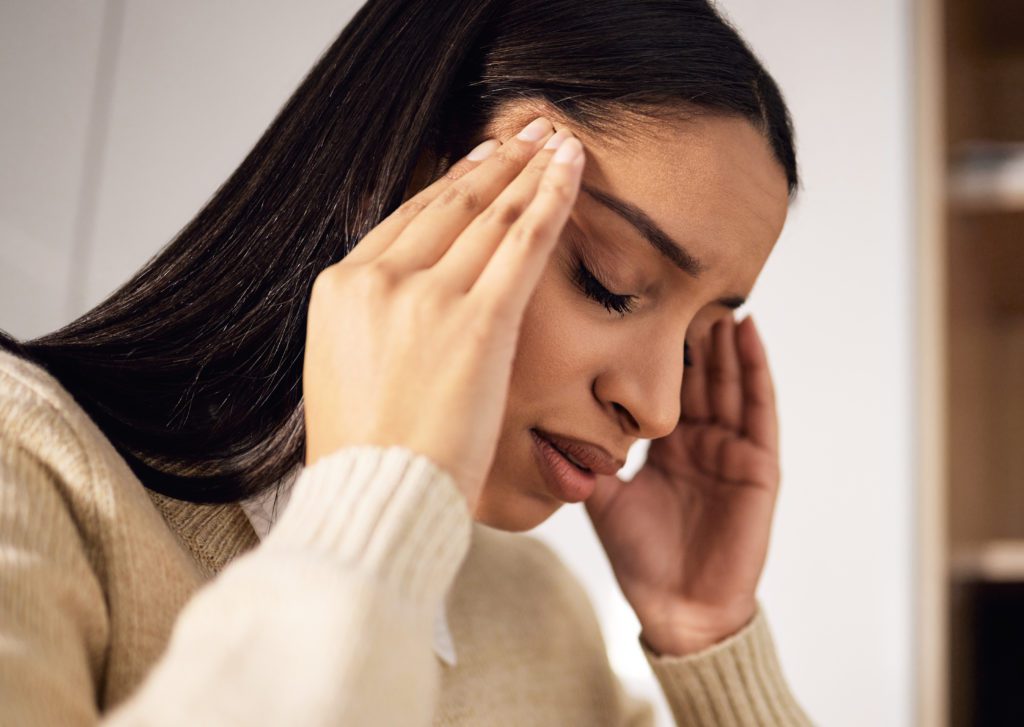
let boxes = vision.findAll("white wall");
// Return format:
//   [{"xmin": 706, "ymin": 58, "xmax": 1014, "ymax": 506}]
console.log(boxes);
[
  {"xmin": 0, "ymin": 1, "xmax": 108, "ymax": 338},
  {"xmin": 0, "ymin": 2, "xmax": 914, "ymax": 725}
]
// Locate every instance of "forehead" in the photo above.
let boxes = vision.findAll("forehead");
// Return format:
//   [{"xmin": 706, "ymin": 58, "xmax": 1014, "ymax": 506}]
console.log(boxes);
[{"xmin": 574, "ymin": 113, "xmax": 790, "ymax": 283}]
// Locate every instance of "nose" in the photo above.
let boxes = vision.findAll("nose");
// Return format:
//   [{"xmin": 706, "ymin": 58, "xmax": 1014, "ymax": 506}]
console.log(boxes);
[{"xmin": 593, "ymin": 327, "xmax": 687, "ymax": 440}]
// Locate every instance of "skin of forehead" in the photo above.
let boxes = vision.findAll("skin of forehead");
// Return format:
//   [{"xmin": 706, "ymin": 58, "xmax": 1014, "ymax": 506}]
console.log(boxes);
[{"xmin": 484, "ymin": 101, "xmax": 790, "ymax": 307}]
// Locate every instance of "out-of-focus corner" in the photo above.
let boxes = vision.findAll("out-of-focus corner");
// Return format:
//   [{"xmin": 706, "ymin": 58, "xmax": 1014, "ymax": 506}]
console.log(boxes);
[{"xmin": 915, "ymin": 0, "xmax": 1024, "ymax": 725}]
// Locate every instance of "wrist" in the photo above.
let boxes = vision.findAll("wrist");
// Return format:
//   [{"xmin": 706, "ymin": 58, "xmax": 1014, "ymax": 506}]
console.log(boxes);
[
  {"xmin": 640, "ymin": 626, "xmax": 727, "ymax": 657},
  {"xmin": 639, "ymin": 601, "xmax": 757, "ymax": 657}
]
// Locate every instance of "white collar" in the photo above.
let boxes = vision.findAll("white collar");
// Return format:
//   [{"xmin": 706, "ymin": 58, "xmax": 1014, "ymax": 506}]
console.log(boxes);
[{"xmin": 239, "ymin": 467, "xmax": 457, "ymax": 667}]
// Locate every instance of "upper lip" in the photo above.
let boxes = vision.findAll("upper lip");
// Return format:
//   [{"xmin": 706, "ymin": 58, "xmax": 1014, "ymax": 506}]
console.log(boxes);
[{"xmin": 533, "ymin": 428, "xmax": 626, "ymax": 476}]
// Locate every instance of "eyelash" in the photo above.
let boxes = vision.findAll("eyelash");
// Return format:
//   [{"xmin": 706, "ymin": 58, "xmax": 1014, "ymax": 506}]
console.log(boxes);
[
  {"xmin": 571, "ymin": 257, "xmax": 694, "ymax": 367},
  {"xmin": 571, "ymin": 257, "xmax": 638, "ymax": 316}
]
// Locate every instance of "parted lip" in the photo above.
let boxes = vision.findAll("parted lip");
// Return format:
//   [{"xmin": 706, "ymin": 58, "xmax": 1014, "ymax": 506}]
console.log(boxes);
[{"xmin": 532, "ymin": 428, "xmax": 626, "ymax": 476}]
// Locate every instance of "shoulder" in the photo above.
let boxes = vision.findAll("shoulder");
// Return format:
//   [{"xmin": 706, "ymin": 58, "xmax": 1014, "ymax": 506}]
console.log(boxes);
[
  {"xmin": 0, "ymin": 347, "xmax": 194, "ymax": 584},
  {"xmin": 0, "ymin": 348, "xmax": 133, "ymax": 526},
  {"xmin": 0, "ymin": 347, "xmax": 110, "ymax": 471},
  {"xmin": 0, "ymin": 348, "xmax": 94, "ymax": 466},
  {"xmin": 0, "ymin": 346, "xmax": 167, "ymax": 523},
  {"xmin": 0, "ymin": 347, "xmax": 75, "ymax": 410}
]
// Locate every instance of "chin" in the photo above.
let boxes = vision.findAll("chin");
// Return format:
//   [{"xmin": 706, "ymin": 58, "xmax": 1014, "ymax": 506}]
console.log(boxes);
[{"xmin": 471, "ymin": 484, "xmax": 564, "ymax": 532}]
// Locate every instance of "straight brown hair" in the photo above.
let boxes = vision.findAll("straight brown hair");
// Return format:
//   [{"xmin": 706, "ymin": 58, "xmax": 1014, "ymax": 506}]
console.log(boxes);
[{"xmin": 0, "ymin": 0, "xmax": 798, "ymax": 503}]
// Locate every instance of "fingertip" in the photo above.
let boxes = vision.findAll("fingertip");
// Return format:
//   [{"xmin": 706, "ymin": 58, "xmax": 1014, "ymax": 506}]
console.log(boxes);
[
  {"xmin": 542, "ymin": 129, "xmax": 572, "ymax": 150},
  {"xmin": 552, "ymin": 136, "xmax": 583, "ymax": 165},
  {"xmin": 465, "ymin": 138, "xmax": 501, "ymax": 162},
  {"xmin": 737, "ymin": 315, "xmax": 766, "ymax": 364}
]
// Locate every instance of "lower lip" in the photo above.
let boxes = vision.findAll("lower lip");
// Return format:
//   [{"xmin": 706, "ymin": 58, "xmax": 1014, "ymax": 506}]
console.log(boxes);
[{"xmin": 530, "ymin": 429, "xmax": 597, "ymax": 504}]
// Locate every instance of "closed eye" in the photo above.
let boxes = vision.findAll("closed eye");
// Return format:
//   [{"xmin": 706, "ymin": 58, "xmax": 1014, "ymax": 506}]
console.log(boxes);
[
  {"xmin": 572, "ymin": 258, "xmax": 637, "ymax": 316},
  {"xmin": 562, "ymin": 230, "xmax": 693, "ymax": 367}
]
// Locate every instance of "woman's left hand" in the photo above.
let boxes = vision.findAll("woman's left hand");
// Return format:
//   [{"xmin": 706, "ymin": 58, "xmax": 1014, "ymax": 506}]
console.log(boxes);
[{"xmin": 584, "ymin": 314, "xmax": 781, "ymax": 656}]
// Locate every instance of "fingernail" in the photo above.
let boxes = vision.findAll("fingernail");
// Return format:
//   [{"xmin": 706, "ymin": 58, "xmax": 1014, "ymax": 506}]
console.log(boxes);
[
  {"xmin": 466, "ymin": 139, "xmax": 499, "ymax": 161},
  {"xmin": 517, "ymin": 117, "xmax": 553, "ymax": 141},
  {"xmin": 543, "ymin": 130, "xmax": 571, "ymax": 149},
  {"xmin": 552, "ymin": 137, "xmax": 582, "ymax": 164}
]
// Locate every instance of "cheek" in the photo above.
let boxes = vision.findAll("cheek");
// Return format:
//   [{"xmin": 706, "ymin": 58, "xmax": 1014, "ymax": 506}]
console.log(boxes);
[{"xmin": 506, "ymin": 261, "xmax": 606, "ymax": 406}]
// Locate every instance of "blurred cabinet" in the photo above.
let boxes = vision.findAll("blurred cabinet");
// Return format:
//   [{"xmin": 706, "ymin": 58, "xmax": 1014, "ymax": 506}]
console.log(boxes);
[{"xmin": 919, "ymin": 0, "xmax": 1024, "ymax": 725}]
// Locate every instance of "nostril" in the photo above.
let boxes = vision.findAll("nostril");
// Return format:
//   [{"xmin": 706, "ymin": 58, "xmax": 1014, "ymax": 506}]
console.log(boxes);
[{"xmin": 613, "ymin": 403, "xmax": 639, "ymax": 432}]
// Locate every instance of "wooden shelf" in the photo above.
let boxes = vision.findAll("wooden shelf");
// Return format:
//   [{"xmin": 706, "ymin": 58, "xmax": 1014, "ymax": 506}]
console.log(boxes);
[
  {"xmin": 949, "ymin": 195, "xmax": 1024, "ymax": 213},
  {"xmin": 949, "ymin": 142, "xmax": 1024, "ymax": 212},
  {"xmin": 952, "ymin": 540, "xmax": 1024, "ymax": 582},
  {"xmin": 921, "ymin": 0, "xmax": 1024, "ymax": 723}
]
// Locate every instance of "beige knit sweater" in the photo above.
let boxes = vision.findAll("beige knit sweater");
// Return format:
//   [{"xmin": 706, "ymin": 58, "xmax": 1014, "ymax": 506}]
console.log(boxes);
[{"xmin": 0, "ymin": 348, "xmax": 813, "ymax": 725}]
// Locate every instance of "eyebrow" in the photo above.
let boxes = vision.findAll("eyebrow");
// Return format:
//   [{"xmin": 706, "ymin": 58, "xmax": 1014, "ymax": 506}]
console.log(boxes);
[{"xmin": 579, "ymin": 182, "xmax": 747, "ymax": 311}]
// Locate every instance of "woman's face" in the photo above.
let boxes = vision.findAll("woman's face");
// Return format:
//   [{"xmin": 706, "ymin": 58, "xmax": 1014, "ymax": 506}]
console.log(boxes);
[{"xmin": 446, "ymin": 104, "xmax": 790, "ymax": 531}]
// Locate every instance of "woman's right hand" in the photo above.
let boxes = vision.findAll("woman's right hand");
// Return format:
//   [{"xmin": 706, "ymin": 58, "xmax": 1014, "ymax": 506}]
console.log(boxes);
[{"xmin": 302, "ymin": 117, "xmax": 584, "ymax": 511}]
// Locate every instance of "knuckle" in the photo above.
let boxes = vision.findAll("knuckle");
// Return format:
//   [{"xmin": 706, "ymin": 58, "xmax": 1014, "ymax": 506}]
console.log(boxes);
[
  {"xmin": 525, "ymin": 158, "xmax": 550, "ymax": 177},
  {"xmin": 397, "ymin": 197, "xmax": 429, "ymax": 218},
  {"xmin": 510, "ymin": 222, "xmax": 547, "ymax": 248},
  {"xmin": 710, "ymin": 365, "xmax": 738, "ymax": 384},
  {"xmin": 407, "ymin": 272, "xmax": 446, "ymax": 303},
  {"xmin": 312, "ymin": 264, "xmax": 347, "ymax": 295},
  {"xmin": 363, "ymin": 260, "xmax": 404, "ymax": 290},
  {"xmin": 482, "ymin": 201, "xmax": 525, "ymax": 228},
  {"xmin": 466, "ymin": 290, "xmax": 506, "ymax": 327},
  {"xmin": 471, "ymin": 303, "xmax": 512, "ymax": 343},
  {"xmin": 493, "ymin": 145, "xmax": 528, "ymax": 171},
  {"xmin": 399, "ymin": 278, "xmax": 442, "ymax": 322},
  {"xmin": 437, "ymin": 183, "xmax": 482, "ymax": 213},
  {"xmin": 463, "ymin": 315, "xmax": 492, "ymax": 348},
  {"xmin": 442, "ymin": 162, "xmax": 469, "ymax": 182}
]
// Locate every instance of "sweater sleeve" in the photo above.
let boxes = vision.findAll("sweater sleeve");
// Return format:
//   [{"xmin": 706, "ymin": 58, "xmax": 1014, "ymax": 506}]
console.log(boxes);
[
  {"xmin": 641, "ymin": 601, "xmax": 815, "ymax": 726},
  {"xmin": 105, "ymin": 444, "xmax": 472, "ymax": 726}
]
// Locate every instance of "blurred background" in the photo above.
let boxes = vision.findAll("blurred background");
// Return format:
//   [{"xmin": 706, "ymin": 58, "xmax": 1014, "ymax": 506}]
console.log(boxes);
[{"xmin": 1, "ymin": 1, "xmax": 1021, "ymax": 725}]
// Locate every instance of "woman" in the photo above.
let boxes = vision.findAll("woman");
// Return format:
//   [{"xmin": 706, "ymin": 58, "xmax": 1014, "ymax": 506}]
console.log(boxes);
[{"xmin": 0, "ymin": 0, "xmax": 812, "ymax": 724}]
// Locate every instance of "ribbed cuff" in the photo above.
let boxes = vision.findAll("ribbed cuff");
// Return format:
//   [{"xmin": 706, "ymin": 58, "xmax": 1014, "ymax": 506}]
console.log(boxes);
[
  {"xmin": 262, "ymin": 445, "xmax": 472, "ymax": 607},
  {"xmin": 641, "ymin": 602, "xmax": 814, "ymax": 726}
]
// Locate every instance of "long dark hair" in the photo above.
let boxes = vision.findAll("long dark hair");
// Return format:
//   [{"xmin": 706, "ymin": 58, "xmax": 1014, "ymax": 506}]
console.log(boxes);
[{"xmin": 0, "ymin": 0, "xmax": 798, "ymax": 503}]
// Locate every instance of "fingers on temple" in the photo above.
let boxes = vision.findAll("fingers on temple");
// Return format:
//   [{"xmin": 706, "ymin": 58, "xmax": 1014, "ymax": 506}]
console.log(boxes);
[
  {"xmin": 736, "ymin": 316, "xmax": 778, "ymax": 452},
  {"xmin": 376, "ymin": 118, "xmax": 558, "ymax": 273},
  {"xmin": 436, "ymin": 129, "xmax": 576, "ymax": 290},
  {"xmin": 469, "ymin": 136, "xmax": 585, "ymax": 322},
  {"xmin": 339, "ymin": 137, "xmax": 501, "ymax": 267},
  {"xmin": 709, "ymin": 316, "xmax": 743, "ymax": 430}
]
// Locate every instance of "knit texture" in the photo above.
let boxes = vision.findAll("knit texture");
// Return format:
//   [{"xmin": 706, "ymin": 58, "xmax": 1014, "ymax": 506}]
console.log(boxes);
[
  {"xmin": 239, "ymin": 471, "xmax": 462, "ymax": 666},
  {"xmin": 0, "ymin": 348, "xmax": 814, "ymax": 725}
]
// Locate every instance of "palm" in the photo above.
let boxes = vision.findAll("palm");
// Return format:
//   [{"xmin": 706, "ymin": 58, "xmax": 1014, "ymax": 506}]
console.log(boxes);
[{"xmin": 584, "ymin": 315, "xmax": 781, "ymax": 650}]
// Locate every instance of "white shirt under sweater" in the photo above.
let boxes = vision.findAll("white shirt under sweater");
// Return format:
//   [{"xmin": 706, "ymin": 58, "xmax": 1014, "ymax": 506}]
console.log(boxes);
[{"xmin": 239, "ymin": 467, "xmax": 459, "ymax": 666}]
